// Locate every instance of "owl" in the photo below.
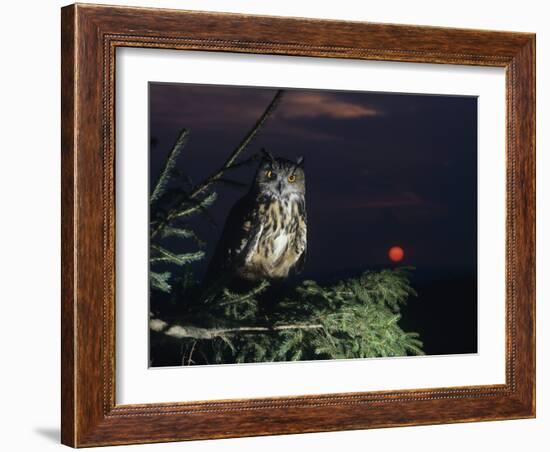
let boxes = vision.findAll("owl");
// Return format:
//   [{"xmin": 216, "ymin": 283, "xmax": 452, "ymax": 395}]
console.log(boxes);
[{"xmin": 207, "ymin": 151, "xmax": 307, "ymax": 282}]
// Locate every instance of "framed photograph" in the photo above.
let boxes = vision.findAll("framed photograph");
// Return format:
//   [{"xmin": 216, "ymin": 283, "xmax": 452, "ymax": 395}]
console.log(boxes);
[{"xmin": 61, "ymin": 3, "xmax": 535, "ymax": 447}]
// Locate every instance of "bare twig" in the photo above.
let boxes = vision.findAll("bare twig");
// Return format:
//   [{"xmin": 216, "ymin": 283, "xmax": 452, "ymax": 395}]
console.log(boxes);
[
  {"xmin": 187, "ymin": 340, "xmax": 197, "ymax": 365},
  {"xmin": 187, "ymin": 89, "xmax": 284, "ymax": 200},
  {"xmin": 150, "ymin": 319, "xmax": 323, "ymax": 340},
  {"xmin": 223, "ymin": 154, "xmax": 260, "ymax": 170}
]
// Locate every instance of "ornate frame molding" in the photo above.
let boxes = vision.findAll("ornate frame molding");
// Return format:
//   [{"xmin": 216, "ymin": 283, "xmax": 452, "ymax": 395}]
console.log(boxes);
[{"xmin": 61, "ymin": 4, "xmax": 535, "ymax": 447}]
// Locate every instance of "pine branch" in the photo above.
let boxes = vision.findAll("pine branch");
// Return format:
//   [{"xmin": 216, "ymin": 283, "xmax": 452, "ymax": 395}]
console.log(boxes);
[
  {"xmin": 150, "ymin": 128, "xmax": 190, "ymax": 204},
  {"xmin": 150, "ymin": 271, "xmax": 172, "ymax": 293},
  {"xmin": 160, "ymin": 226, "xmax": 205, "ymax": 247},
  {"xmin": 150, "ymin": 245, "xmax": 205, "ymax": 265},
  {"xmin": 173, "ymin": 192, "xmax": 217, "ymax": 219},
  {"xmin": 150, "ymin": 269, "xmax": 423, "ymax": 363},
  {"xmin": 220, "ymin": 280, "xmax": 271, "ymax": 305}
]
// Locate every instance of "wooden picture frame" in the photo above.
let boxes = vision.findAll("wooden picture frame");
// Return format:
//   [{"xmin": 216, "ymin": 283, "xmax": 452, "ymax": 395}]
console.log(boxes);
[{"xmin": 61, "ymin": 3, "xmax": 535, "ymax": 447}]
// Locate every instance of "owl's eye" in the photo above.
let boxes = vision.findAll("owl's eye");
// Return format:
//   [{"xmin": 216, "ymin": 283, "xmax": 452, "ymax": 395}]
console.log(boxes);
[
  {"xmin": 288, "ymin": 174, "xmax": 296, "ymax": 183},
  {"xmin": 265, "ymin": 170, "xmax": 274, "ymax": 179}
]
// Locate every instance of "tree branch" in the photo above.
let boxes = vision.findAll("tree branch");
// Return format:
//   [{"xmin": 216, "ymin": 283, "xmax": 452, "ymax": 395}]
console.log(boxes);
[
  {"xmin": 187, "ymin": 89, "xmax": 284, "ymax": 200},
  {"xmin": 150, "ymin": 128, "xmax": 190, "ymax": 204},
  {"xmin": 150, "ymin": 318, "xmax": 323, "ymax": 340},
  {"xmin": 150, "ymin": 90, "xmax": 284, "ymax": 240}
]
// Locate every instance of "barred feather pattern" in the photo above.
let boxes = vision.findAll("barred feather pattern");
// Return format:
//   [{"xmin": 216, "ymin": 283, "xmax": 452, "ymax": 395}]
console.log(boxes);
[
  {"xmin": 207, "ymin": 155, "xmax": 307, "ymax": 282},
  {"xmin": 239, "ymin": 194, "xmax": 306, "ymax": 280}
]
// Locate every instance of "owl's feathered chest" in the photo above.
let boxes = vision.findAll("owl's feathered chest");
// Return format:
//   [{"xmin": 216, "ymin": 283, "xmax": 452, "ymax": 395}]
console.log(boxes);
[{"xmin": 237, "ymin": 195, "xmax": 307, "ymax": 280}]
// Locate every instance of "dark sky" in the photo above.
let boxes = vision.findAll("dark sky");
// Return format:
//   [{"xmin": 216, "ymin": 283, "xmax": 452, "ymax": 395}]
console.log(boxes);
[
  {"xmin": 149, "ymin": 82, "xmax": 478, "ymax": 355},
  {"xmin": 149, "ymin": 82, "xmax": 477, "ymax": 284}
]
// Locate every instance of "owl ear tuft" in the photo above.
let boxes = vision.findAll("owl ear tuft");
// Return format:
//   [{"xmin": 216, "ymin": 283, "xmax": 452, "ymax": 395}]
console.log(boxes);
[
  {"xmin": 261, "ymin": 148, "xmax": 275, "ymax": 162},
  {"xmin": 296, "ymin": 156, "xmax": 304, "ymax": 166}
]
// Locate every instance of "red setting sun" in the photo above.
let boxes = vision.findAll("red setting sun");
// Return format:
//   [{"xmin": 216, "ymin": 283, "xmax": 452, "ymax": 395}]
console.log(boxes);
[{"xmin": 388, "ymin": 246, "xmax": 404, "ymax": 263}]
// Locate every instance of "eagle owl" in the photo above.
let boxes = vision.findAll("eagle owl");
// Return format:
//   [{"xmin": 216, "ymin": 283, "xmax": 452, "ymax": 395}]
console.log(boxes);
[{"xmin": 208, "ymin": 152, "xmax": 307, "ymax": 281}]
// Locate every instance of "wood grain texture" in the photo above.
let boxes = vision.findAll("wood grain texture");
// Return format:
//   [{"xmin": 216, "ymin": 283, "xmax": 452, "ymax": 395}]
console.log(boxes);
[
  {"xmin": 60, "ymin": 5, "xmax": 76, "ymax": 446},
  {"xmin": 60, "ymin": 3, "xmax": 536, "ymax": 447}
]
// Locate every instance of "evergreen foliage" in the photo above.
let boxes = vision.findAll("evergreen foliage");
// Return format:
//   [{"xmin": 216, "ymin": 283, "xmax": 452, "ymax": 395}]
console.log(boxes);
[{"xmin": 149, "ymin": 90, "xmax": 423, "ymax": 366}]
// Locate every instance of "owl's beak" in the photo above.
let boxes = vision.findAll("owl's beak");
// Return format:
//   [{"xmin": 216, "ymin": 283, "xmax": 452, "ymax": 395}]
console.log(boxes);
[{"xmin": 277, "ymin": 181, "xmax": 283, "ymax": 193}]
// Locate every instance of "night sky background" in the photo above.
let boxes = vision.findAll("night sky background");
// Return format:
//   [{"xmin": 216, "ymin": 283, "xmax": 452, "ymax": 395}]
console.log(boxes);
[{"xmin": 149, "ymin": 83, "xmax": 478, "ymax": 356}]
